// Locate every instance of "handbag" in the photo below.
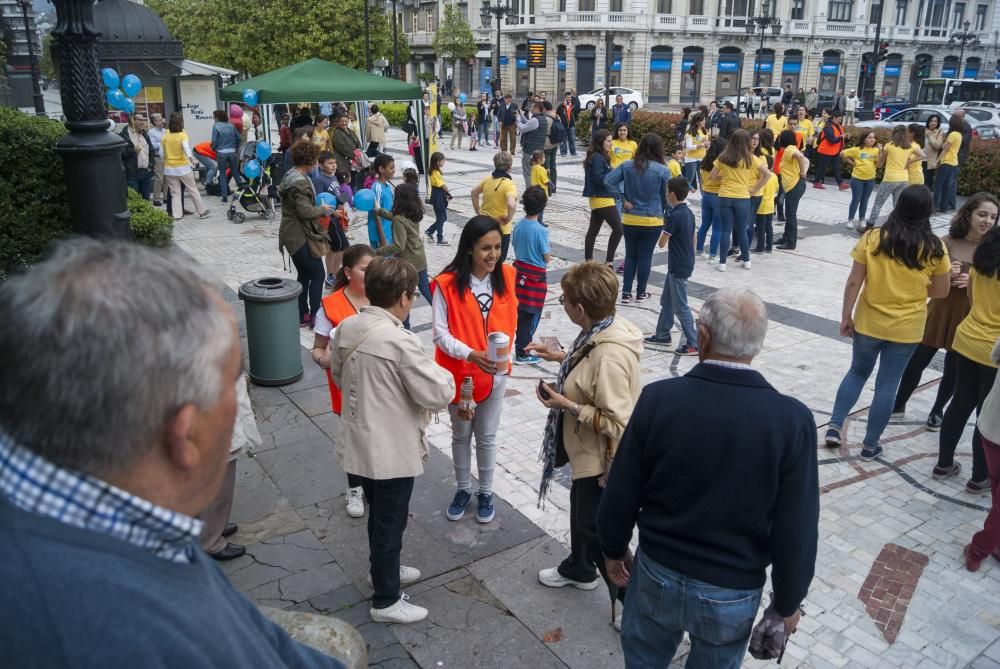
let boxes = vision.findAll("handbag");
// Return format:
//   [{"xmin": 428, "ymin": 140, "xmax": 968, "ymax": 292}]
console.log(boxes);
[{"xmin": 351, "ymin": 148, "xmax": 371, "ymax": 171}]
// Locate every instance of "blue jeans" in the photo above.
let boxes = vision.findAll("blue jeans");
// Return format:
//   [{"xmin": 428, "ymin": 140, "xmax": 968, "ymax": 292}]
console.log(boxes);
[
  {"xmin": 476, "ymin": 121, "xmax": 489, "ymax": 144},
  {"xmin": 718, "ymin": 197, "xmax": 750, "ymax": 263},
  {"xmin": 561, "ymin": 129, "xmax": 577, "ymax": 156},
  {"xmin": 401, "ymin": 269, "xmax": 432, "ymax": 331},
  {"xmin": 849, "ymin": 177, "xmax": 875, "ymax": 221},
  {"xmin": 830, "ymin": 332, "xmax": 917, "ymax": 451},
  {"xmin": 655, "ymin": 274, "xmax": 698, "ymax": 345},
  {"xmin": 933, "ymin": 163, "xmax": 958, "ymax": 211},
  {"xmin": 697, "ymin": 191, "xmax": 721, "ymax": 255},
  {"xmin": 682, "ymin": 161, "xmax": 700, "ymax": 190},
  {"xmin": 127, "ymin": 167, "xmax": 153, "ymax": 201},
  {"xmin": 194, "ymin": 153, "xmax": 217, "ymax": 186},
  {"xmin": 216, "ymin": 151, "xmax": 241, "ymax": 199},
  {"xmin": 622, "ymin": 225, "xmax": 661, "ymax": 295},
  {"xmin": 622, "ymin": 551, "xmax": 762, "ymax": 669}
]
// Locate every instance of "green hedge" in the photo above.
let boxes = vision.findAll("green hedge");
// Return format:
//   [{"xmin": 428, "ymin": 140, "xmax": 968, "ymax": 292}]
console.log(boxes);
[
  {"xmin": 0, "ymin": 107, "xmax": 174, "ymax": 278},
  {"xmin": 959, "ymin": 139, "xmax": 1000, "ymax": 196},
  {"xmin": 376, "ymin": 102, "xmax": 479, "ymax": 136}
]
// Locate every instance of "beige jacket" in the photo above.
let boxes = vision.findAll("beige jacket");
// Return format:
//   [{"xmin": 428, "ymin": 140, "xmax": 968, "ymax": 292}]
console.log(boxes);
[
  {"xmin": 330, "ymin": 306, "xmax": 455, "ymax": 479},
  {"xmin": 366, "ymin": 113, "xmax": 389, "ymax": 144},
  {"xmin": 925, "ymin": 128, "xmax": 945, "ymax": 169},
  {"xmin": 561, "ymin": 316, "xmax": 644, "ymax": 480}
]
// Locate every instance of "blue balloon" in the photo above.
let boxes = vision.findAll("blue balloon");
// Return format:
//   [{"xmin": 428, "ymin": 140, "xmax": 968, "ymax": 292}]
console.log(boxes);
[
  {"xmin": 107, "ymin": 88, "xmax": 126, "ymax": 110},
  {"xmin": 243, "ymin": 159, "xmax": 262, "ymax": 179},
  {"xmin": 459, "ymin": 93, "xmax": 467, "ymax": 104},
  {"xmin": 123, "ymin": 97, "xmax": 135, "ymax": 114},
  {"xmin": 243, "ymin": 88, "xmax": 259, "ymax": 107},
  {"xmin": 353, "ymin": 188, "xmax": 376, "ymax": 212},
  {"xmin": 101, "ymin": 68, "xmax": 120, "ymax": 89},
  {"xmin": 121, "ymin": 74, "xmax": 142, "ymax": 98},
  {"xmin": 255, "ymin": 142, "xmax": 272, "ymax": 162},
  {"xmin": 317, "ymin": 192, "xmax": 337, "ymax": 207}
]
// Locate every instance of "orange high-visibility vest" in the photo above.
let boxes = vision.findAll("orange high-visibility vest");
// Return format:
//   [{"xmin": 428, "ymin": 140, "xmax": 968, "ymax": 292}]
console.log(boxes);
[
  {"xmin": 321, "ymin": 288, "xmax": 359, "ymax": 414},
  {"xmin": 817, "ymin": 123, "xmax": 844, "ymax": 156},
  {"xmin": 432, "ymin": 265, "xmax": 518, "ymax": 404}
]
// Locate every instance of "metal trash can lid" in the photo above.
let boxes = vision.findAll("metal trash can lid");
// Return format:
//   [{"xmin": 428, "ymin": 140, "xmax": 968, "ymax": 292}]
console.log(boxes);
[{"xmin": 238, "ymin": 277, "xmax": 303, "ymax": 303}]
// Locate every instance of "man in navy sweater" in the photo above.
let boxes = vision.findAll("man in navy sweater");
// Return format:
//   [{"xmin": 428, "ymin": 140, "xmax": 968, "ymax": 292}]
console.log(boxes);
[
  {"xmin": 0, "ymin": 239, "xmax": 344, "ymax": 669},
  {"xmin": 597, "ymin": 287, "xmax": 818, "ymax": 668}
]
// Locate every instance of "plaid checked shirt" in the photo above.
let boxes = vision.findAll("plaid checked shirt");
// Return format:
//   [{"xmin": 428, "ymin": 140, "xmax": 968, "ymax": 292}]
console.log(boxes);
[{"xmin": 0, "ymin": 435, "xmax": 203, "ymax": 564}]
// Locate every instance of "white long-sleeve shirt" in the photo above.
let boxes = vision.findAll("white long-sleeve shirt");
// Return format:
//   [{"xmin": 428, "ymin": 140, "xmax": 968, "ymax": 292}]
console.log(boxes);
[{"xmin": 432, "ymin": 273, "xmax": 493, "ymax": 361}]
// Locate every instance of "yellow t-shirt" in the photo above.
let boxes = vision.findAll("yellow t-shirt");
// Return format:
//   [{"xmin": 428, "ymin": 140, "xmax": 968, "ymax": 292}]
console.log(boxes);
[
  {"xmin": 882, "ymin": 144, "xmax": 911, "ymax": 183},
  {"xmin": 812, "ymin": 121, "xmax": 826, "ymax": 147},
  {"xmin": 162, "ymin": 131, "xmax": 190, "ymax": 169},
  {"xmin": 842, "ymin": 146, "xmax": 879, "ymax": 181},
  {"xmin": 589, "ymin": 197, "xmax": 616, "ymax": 209},
  {"xmin": 850, "ymin": 230, "xmax": 950, "ymax": 343},
  {"xmin": 700, "ymin": 169, "xmax": 720, "ymax": 194},
  {"xmin": 685, "ymin": 131, "xmax": 708, "ymax": 160},
  {"xmin": 623, "ymin": 213, "xmax": 664, "ymax": 227},
  {"xmin": 716, "ymin": 155, "xmax": 763, "ymax": 199},
  {"xmin": 952, "ymin": 269, "xmax": 1000, "ymax": 368},
  {"xmin": 478, "ymin": 175, "xmax": 517, "ymax": 234},
  {"xmin": 908, "ymin": 145, "xmax": 924, "ymax": 185},
  {"xmin": 312, "ymin": 128, "xmax": 330, "ymax": 149},
  {"xmin": 531, "ymin": 164, "xmax": 549, "ymax": 191},
  {"xmin": 799, "ymin": 118, "xmax": 814, "ymax": 144},
  {"xmin": 610, "ymin": 139, "xmax": 638, "ymax": 168},
  {"xmin": 765, "ymin": 114, "xmax": 788, "ymax": 136},
  {"xmin": 668, "ymin": 159, "xmax": 682, "ymax": 178},
  {"xmin": 757, "ymin": 174, "xmax": 778, "ymax": 215},
  {"xmin": 940, "ymin": 130, "xmax": 962, "ymax": 166},
  {"xmin": 429, "ymin": 170, "xmax": 446, "ymax": 188},
  {"xmin": 779, "ymin": 146, "xmax": 803, "ymax": 192}
]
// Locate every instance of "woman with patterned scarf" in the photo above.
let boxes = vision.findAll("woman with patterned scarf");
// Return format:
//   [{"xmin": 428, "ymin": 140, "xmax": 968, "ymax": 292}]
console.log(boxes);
[{"xmin": 528, "ymin": 262, "xmax": 643, "ymax": 630}]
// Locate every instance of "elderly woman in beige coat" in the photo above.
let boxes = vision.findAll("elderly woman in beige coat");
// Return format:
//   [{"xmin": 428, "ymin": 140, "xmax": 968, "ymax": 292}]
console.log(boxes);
[
  {"xmin": 365, "ymin": 104, "xmax": 390, "ymax": 155},
  {"xmin": 329, "ymin": 256, "xmax": 454, "ymax": 626},
  {"xmin": 528, "ymin": 261, "xmax": 643, "ymax": 627}
]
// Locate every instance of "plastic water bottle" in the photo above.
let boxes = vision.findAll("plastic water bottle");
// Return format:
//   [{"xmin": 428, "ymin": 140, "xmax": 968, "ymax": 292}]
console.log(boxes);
[{"xmin": 458, "ymin": 376, "xmax": 476, "ymax": 421}]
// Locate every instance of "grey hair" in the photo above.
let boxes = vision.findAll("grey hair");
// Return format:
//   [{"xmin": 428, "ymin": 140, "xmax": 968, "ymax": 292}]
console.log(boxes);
[
  {"xmin": 493, "ymin": 150, "xmax": 513, "ymax": 172},
  {"xmin": 699, "ymin": 287, "xmax": 768, "ymax": 359},
  {"xmin": 0, "ymin": 239, "xmax": 235, "ymax": 477}
]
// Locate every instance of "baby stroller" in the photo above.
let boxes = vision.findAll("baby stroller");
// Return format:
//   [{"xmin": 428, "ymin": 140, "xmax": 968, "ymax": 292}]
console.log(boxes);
[{"xmin": 227, "ymin": 140, "xmax": 276, "ymax": 223}]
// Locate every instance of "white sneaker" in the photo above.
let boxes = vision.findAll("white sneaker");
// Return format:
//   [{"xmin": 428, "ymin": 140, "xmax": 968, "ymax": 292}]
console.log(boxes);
[
  {"xmin": 346, "ymin": 486, "xmax": 365, "ymax": 518},
  {"xmin": 717, "ymin": 263, "xmax": 727, "ymax": 272},
  {"xmin": 614, "ymin": 612, "xmax": 623, "ymax": 632},
  {"xmin": 846, "ymin": 220, "xmax": 855, "ymax": 229},
  {"xmin": 699, "ymin": 251, "xmax": 710, "ymax": 260},
  {"xmin": 742, "ymin": 260, "xmax": 752, "ymax": 270},
  {"xmin": 538, "ymin": 567, "xmax": 600, "ymax": 590},
  {"xmin": 367, "ymin": 565, "xmax": 422, "ymax": 587},
  {"xmin": 370, "ymin": 594, "xmax": 428, "ymax": 624}
]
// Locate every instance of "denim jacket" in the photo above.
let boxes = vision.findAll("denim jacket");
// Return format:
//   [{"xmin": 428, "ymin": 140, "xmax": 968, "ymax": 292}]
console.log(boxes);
[
  {"xmin": 582, "ymin": 153, "xmax": 614, "ymax": 198},
  {"xmin": 211, "ymin": 122, "xmax": 240, "ymax": 153},
  {"xmin": 604, "ymin": 160, "xmax": 670, "ymax": 218}
]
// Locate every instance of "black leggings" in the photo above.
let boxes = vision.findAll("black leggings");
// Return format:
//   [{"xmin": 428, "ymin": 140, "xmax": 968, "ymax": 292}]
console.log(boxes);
[
  {"xmin": 937, "ymin": 353, "xmax": 997, "ymax": 483},
  {"xmin": 290, "ymin": 243, "xmax": 325, "ymax": 320},
  {"xmin": 585, "ymin": 205, "xmax": 624, "ymax": 264},
  {"xmin": 894, "ymin": 345, "xmax": 958, "ymax": 417}
]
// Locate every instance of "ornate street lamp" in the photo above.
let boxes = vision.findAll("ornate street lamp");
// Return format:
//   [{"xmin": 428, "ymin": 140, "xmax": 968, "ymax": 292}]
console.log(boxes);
[
  {"xmin": 480, "ymin": 0, "xmax": 515, "ymax": 93},
  {"xmin": 17, "ymin": 0, "xmax": 45, "ymax": 115},
  {"xmin": 50, "ymin": 0, "xmax": 131, "ymax": 239},
  {"xmin": 745, "ymin": 13, "xmax": 781, "ymax": 90},
  {"xmin": 950, "ymin": 21, "xmax": 981, "ymax": 77}
]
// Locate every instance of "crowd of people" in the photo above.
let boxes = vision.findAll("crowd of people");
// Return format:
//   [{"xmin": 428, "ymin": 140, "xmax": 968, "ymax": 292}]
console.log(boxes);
[{"xmin": 7, "ymin": 84, "xmax": 995, "ymax": 668}]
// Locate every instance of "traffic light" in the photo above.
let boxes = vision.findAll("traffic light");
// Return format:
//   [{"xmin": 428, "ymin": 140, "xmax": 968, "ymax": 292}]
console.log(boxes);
[
  {"xmin": 689, "ymin": 64, "xmax": 698, "ymax": 77},
  {"xmin": 916, "ymin": 58, "xmax": 931, "ymax": 78},
  {"xmin": 877, "ymin": 42, "xmax": 890, "ymax": 63}
]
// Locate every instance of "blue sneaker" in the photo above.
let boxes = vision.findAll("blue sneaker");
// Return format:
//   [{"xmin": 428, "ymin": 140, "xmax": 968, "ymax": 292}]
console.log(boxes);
[
  {"xmin": 446, "ymin": 490, "xmax": 472, "ymax": 521},
  {"xmin": 860, "ymin": 445, "xmax": 884, "ymax": 462},
  {"xmin": 824, "ymin": 428, "xmax": 841, "ymax": 448},
  {"xmin": 515, "ymin": 354, "xmax": 541, "ymax": 365},
  {"xmin": 476, "ymin": 492, "xmax": 495, "ymax": 524},
  {"xmin": 324, "ymin": 273, "xmax": 336, "ymax": 287}
]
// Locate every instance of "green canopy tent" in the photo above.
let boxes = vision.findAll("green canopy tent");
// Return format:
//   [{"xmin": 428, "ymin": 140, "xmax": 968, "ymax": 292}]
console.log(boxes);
[{"xmin": 221, "ymin": 58, "xmax": 428, "ymax": 183}]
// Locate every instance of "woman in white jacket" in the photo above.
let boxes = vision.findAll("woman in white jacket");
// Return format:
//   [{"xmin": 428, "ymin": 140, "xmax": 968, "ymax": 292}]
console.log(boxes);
[{"xmin": 365, "ymin": 104, "xmax": 390, "ymax": 155}]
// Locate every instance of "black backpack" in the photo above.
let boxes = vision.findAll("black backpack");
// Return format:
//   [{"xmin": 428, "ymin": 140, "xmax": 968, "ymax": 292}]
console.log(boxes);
[{"xmin": 548, "ymin": 116, "xmax": 566, "ymax": 145}]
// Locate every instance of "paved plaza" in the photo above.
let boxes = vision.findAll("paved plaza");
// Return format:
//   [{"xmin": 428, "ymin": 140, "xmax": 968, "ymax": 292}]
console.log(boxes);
[{"xmin": 175, "ymin": 129, "xmax": 1000, "ymax": 668}]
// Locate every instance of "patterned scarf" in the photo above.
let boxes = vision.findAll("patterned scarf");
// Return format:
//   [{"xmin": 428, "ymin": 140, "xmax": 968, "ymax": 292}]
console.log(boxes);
[{"xmin": 537, "ymin": 314, "xmax": 615, "ymax": 507}]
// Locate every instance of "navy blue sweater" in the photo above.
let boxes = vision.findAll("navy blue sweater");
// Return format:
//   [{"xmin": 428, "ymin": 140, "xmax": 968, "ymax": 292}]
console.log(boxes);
[
  {"xmin": 597, "ymin": 363, "xmax": 819, "ymax": 616},
  {"xmin": 0, "ymin": 500, "xmax": 345, "ymax": 669}
]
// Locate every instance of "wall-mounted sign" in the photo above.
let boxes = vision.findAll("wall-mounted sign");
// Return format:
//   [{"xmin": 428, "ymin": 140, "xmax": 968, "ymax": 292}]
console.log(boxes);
[
  {"xmin": 884, "ymin": 65, "xmax": 901, "ymax": 76},
  {"xmin": 820, "ymin": 64, "xmax": 839, "ymax": 74}
]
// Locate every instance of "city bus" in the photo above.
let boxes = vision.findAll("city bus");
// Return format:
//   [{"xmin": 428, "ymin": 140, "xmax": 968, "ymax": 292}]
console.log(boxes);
[{"xmin": 915, "ymin": 78, "xmax": 1000, "ymax": 107}]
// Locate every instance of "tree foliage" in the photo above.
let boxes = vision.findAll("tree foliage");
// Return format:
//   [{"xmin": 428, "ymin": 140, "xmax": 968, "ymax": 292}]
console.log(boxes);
[
  {"xmin": 148, "ymin": 0, "xmax": 409, "ymax": 75},
  {"xmin": 40, "ymin": 34, "xmax": 57, "ymax": 81},
  {"xmin": 432, "ymin": 3, "xmax": 476, "ymax": 62}
]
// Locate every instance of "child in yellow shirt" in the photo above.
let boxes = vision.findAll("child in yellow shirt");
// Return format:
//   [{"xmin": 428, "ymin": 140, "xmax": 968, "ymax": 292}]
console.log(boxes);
[
  {"xmin": 753, "ymin": 159, "xmax": 779, "ymax": 253},
  {"xmin": 530, "ymin": 150, "xmax": 550, "ymax": 224},
  {"xmin": 668, "ymin": 147, "xmax": 684, "ymax": 179}
]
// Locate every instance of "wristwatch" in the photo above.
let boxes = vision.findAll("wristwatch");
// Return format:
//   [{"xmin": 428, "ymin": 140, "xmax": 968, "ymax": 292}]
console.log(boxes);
[{"xmin": 570, "ymin": 403, "xmax": 581, "ymax": 417}]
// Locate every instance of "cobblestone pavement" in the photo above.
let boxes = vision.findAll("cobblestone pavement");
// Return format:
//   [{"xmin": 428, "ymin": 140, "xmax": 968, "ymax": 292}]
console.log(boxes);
[{"xmin": 177, "ymin": 130, "xmax": 1000, "ymax": 668}]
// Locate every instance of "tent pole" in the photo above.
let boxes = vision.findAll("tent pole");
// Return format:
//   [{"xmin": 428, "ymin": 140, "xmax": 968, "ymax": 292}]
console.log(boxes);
[
  {"xmin": 416, "ymin": 99, "xmax": 427, "ymax": 197},
  {"xmin": 357, "ymin": 100, "xmax": 369, "ymax": 148}
]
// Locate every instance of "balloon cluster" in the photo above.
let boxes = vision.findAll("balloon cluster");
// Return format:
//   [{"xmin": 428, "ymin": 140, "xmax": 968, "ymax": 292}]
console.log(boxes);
[
  {"xmin": 243, "ymin": 140, "xmax": 274, "ymax": 181},
  {"xmin": 101, "ymin": 68, "xmax": 142, "ymax": 115}
]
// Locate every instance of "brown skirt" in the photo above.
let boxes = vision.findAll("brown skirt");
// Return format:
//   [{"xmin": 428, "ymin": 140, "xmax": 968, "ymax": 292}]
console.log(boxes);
[{"xmin": 922, "ymin": 288, "xmax": 970, "ymax": 350}]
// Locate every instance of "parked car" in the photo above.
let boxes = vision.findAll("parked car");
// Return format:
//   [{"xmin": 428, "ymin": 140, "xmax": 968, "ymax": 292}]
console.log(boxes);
[
  {"xmin": 578, "ymin": 87, "xmax": 644, "ymax": 111},
  {"xmin": 856, "ymin": 106, "xmax": 996, "ymax": 139},
  {"xmin": 874, "ymin": 96, "xmax": 911, "ymax": 119},
  {"xmin": 959, "ymin": 106, "xmax": 1000, "ymax": 125},
  {"xmin": 719, "ymin": 86, "xmax": 783, "ymax": 113},
  {"xmin": 962, "ymin": 101, "xmax": 1000, "ymax": 110}
]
